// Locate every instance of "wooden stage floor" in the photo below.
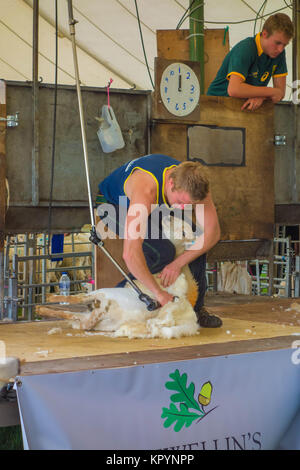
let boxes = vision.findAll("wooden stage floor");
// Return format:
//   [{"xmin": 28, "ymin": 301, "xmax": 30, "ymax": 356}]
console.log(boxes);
[{"xmin": 0, "ymin": 294, "xmax": 299, "ymax": 376}]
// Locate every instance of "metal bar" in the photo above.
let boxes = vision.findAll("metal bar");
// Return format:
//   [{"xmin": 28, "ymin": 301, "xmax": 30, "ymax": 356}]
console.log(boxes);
[
  {"xmin": 295, "ymin": 255, "xmax": 300, "ymax": 297},
  {"xmin": 28, "ymin": 235, "xmax": 36, "ymax": 320},
  {"xmin": 50, "ymin": 2, "xmax": 161, "ymax": 312},
  {"xmin": 256, "ymin": 259, "xmax": 261, "ymax": 295},
  {"xmin": 67, "ymin": 0, "xmax": 95, "ymax": 228},
  {"xmin": 46, "ymin": 265, "xmax": 92, "ymax": 273},
  {"xmin": 41, "ymin": 233, "xmax": 46, "ymax": 303},
  {"xmin": 71, "ymin": 233, "xmax": 77, "ymax": 286},
  {"xmin": 32, "ymin": 0, "xmax": 39, "ymax": 206},
  {"xmin": 267, "ymin": 240, "xmax": 274, "ymax": 296},
  {"xmin": 9, "ymin": 254, "xmax": 18, "ymax": 321},
  {"xmin": 17, "ymin": 279, "xmax": 85, "ymax": 289},
  {"xmin": 18, "ymin": 301, "xmax": 73, "ymax": 309},
  {"xmin": 23, "ymin": 234, "xmax": 29, "ymax": 318},
  {"xmin": 16, "ymin": 251, "xmax": 92, "ymax": 262},
  {"xmin": 285, "ymin": 237, "xmax": 291, "ymax": 297}
]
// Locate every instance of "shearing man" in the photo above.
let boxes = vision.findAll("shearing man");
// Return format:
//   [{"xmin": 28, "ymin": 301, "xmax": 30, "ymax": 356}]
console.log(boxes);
[{"xmin": 96, "ymin": 154, "xmax": 222, "ymax": 327}]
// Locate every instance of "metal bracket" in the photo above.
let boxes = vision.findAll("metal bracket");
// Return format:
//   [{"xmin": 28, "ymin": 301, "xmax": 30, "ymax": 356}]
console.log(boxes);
[
  {"xmin": 274, "ymin": 134, "xmax": 286, "ymax": 146},
  {"xmin": 0, "ymin": 112, "xmax": 19, "ymax": 127}
]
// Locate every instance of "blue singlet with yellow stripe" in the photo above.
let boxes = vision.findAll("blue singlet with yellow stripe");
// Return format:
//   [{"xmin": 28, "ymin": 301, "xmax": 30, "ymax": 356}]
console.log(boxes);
[{"xmin": 98, "ymin": 154, "xmax": 180, "ymax": 208}]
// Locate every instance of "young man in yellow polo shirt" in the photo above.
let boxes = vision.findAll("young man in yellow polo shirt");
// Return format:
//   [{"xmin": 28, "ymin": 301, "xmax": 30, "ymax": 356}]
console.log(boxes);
[{"xmin": 207, "ymin": 13, "xmax": 294, "ymax": 111}]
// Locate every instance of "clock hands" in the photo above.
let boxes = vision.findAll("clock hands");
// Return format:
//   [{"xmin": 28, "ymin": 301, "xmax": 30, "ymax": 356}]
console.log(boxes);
[{"xmin": 178, "ymin": 73, "xmax": 182, "ymax": 92}]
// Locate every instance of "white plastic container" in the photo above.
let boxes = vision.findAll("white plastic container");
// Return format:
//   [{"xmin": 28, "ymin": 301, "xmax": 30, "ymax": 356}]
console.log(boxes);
[
  {"xmin": 97, "ymin": 105, "xmax": 125, "ymax": 153},
  {"xmin": 59, "ymin": 272, "xmax": 70, "ymax": 304}
]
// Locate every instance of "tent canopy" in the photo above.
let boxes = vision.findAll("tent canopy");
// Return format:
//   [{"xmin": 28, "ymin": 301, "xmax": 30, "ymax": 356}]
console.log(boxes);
[{"xmin": 0, "ymin": 0, "xmax": 294, "ymax": 100}]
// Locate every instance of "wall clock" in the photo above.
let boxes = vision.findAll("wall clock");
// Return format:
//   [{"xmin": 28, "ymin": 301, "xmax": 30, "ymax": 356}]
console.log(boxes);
[{"xmin": 153, "ymin": 57, "xmax": 201, "ymax": 121}]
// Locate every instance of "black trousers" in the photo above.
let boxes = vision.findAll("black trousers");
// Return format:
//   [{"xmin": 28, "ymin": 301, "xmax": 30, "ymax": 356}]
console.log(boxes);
[{"xmin": 97, "ymin": 203, "xmax": 206, "ymax": 310}]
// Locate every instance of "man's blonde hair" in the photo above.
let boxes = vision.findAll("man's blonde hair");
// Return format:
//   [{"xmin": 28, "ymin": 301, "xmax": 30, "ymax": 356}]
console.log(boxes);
[
  {"xmin": 263, "ymin": 13, "xmax": 294, "ymax": 39},
  {"xmin": 169, "ymin": 161, "xmax": 209, "ymax": 202}
]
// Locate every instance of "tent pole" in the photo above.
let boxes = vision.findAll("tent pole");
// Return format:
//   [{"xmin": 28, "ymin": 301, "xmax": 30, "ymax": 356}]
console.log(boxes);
[{"xmin": 32, "ymin": 0, "xmax": 39, "ymax": 206}]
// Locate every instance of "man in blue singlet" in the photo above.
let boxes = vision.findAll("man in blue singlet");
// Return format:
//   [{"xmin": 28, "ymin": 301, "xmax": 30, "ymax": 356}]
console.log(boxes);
[
  {"xmin": 207, "ymin": 13, "xmax": 294, "ymax": 111},
  {"xmin": 96, "ymin": 154, "xmax": 222, "ymax": 328}
]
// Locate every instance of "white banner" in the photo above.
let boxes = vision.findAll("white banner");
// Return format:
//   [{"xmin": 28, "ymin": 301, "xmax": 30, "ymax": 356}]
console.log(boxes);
[{"xmin": 15, "ymin": 348, "xmax": 300, "ymax": 450}]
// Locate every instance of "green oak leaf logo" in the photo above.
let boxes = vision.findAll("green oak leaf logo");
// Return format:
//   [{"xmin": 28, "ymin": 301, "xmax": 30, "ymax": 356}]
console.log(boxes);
[{"xmin": 161, "ymin": 369, "xmax": 218, "ymax": 432}]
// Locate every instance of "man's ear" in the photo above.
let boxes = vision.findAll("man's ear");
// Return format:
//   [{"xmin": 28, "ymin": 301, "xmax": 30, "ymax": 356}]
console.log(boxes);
[
  {"xmin": 169, "ymin": 177, "xmax": 175, "ymax": 191},
  {"xmin": 261, "ymin": 29, "xmax": 269, "ymax": 39}
]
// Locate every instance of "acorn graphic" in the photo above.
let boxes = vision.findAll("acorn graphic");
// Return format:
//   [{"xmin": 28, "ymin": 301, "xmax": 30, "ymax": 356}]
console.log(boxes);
[{"xmin": 198, "ymin": 381, "xmax": 212, "ymax": 407}]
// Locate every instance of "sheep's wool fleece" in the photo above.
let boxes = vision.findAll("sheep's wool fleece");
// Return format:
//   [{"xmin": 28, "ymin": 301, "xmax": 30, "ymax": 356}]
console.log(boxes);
[{"xmin": 73, "ymin": 273, "xmax": 199, "ymax": 339}]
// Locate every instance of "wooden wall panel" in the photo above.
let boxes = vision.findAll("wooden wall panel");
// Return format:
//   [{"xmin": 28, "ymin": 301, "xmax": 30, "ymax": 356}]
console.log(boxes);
[
  {"xmin": 156, "ymin": 29, "xmax": 229, "ymax": 93},
  {"xmin": 94, "ymin": 215, "xmax": 129, "ymax": 289},
  {"xmin": 150, "ymin": 123, "xmax": 187, "ymax": 162}
]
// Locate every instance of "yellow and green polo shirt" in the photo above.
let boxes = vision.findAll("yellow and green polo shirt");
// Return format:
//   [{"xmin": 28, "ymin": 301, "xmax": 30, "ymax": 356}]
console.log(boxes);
[{"xmin": 207, "ymin": 33, "xmax": 287, "ymax": 96}]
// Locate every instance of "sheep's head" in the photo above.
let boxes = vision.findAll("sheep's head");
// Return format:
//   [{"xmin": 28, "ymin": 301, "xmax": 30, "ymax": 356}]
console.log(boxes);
[{"xmin": 162, "ymin": 215, "xmax": 196, "ymax": 253}]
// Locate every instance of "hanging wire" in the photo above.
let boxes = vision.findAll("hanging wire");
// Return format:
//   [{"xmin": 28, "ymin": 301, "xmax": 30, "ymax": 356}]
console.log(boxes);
[
  {"xmin": 47, "ymin": 0, "xmax": 59, "ymax": 255},
  {"xmin": 176, "ymin": 0, "xmax": 197, "ymax": 29},
  {"xmin": 177, "ymin": 3, "xmax": 292, "ymax": 28},
  {"xmin": 134, "ymin": 0, "xmax": 154, "ymax": 89},
  {"xmin": 253, "ymin": 0, "xmax": 268, "ymax": 36}
]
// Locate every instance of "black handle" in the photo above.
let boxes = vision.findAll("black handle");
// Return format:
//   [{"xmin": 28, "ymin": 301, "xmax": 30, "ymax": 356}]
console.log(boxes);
[{"xmin": 138, "ymin": 293, "xmax": 161, "ymax": 311}]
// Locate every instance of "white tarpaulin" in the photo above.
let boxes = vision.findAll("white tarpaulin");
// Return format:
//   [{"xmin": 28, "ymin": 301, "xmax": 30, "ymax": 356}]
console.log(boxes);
[{"xmin": 15, "ymin": 348, "xmax": 300, "ymax": 450}]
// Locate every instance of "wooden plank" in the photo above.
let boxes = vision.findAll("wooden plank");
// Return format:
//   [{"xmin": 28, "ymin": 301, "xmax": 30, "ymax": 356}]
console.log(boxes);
[
  {"xmin": 1, "ymin": 296, "xmax": 299, "ymax": 376},
  {"xmin": 19, "ymin": 335, "xmax": 296, "ymax": 376},
  {"xmin": 150, "ymin": 122, "xmax": 187, "ymax": 160},
  {"xmin": 94, "ymin": 213, "xmax": 129, "ymax": 289},
  {"xmin": 207, "ymin": 298, "xmax": 300, "ymax": 326},
  {"xmin": 157, "ymin": 29, "xmax": 190, "ymax": 61},
  {"xmin": 204, "ymin": 29, "xmax": 230, "ymax": 94},
  {"xmin": 156, "ymin": 29, "xmax": 229, "ymax": 93}
]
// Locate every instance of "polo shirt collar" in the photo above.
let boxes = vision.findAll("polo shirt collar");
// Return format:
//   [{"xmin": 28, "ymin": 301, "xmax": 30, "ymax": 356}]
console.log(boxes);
[{"xmin": 255, "ymin": 32, "xmax": 263, "ymax": 56}]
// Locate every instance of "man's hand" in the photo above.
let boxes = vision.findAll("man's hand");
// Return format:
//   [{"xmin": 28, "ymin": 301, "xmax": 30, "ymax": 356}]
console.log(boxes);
[
  {"xmin": 241, "ymin": 97, "xmax": 265, "ymax": 111},
  {"xmin": 157, "ymin": 260, "xmax": 181, "ymax": 288},
  {"xmin": 156, "ymin": 289, "xmax": 176, "ymax": 307},
  {"xmin": 269, "ymin": 87, "xmax": 284, "ymax": 103}
]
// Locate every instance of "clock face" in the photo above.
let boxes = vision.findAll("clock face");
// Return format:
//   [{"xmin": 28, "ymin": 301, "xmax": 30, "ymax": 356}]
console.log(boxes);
[{"xmin": 160, "ymin": 62, "xmax": 200, "ymax": 117}]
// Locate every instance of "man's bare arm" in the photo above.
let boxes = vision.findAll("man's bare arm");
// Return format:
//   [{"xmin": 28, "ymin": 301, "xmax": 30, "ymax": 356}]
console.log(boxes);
[
  {"xmin": 272, "ymin": 75, "xmax": 286, "ymax": 100},
  {"xmin": 228, "ymin": 74, "xmax": 284, "ymax": 102},
  {"xmin": 158, "ymin": 193, "xmax": 220, "ymax": 287},
  {"xmin": 123, "ymin": 172, "xmax": 174, "ymax": 305}
]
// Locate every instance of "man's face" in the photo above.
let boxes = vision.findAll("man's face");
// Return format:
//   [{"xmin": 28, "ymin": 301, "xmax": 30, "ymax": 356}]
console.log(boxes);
[
  {"xmin": 261, "ymin": 30, "xmax": 290, "ymax": 58},
  {"xmin": 166, "ymin": 184, "xmax": 193, "ymax": 209}
]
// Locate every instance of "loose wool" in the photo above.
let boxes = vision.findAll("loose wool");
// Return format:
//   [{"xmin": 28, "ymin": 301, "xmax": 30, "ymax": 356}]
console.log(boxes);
[{"xmin": 70, "ymin": 273, "xmax": 199, "ymax": 339}]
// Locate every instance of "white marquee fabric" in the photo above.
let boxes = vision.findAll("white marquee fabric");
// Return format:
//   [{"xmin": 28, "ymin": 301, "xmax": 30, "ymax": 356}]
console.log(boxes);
[{"xmin": 0, "ymin": 0, "xmax": 294, "ymax": 99}]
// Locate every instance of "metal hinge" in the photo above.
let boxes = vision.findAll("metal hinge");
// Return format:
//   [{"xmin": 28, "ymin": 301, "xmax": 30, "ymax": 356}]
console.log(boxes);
[
  {"xmin": 0, "ymin": 112, "xmax": 19, "ymax": 127},
  {"xmin": 274, "ymin": 134, "xmax": 286, "ymax": 146}
]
